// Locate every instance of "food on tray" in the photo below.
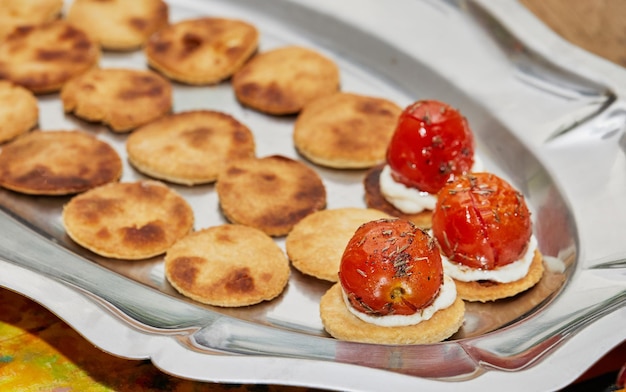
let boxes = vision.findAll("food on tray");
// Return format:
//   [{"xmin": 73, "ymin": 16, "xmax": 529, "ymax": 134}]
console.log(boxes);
[
  {"xmin": 320, "ymin": 218, "xmax": 464, "ymax": 344},
  {"xmin": 431, "ymin": 173, "xmax": 544, "ymax": 302},
  {"xmin": 0, "ymin": 0, "xmax": 558, "ymax": 352},
  {"xmin": 126, "ymin": 110, "xmax": 256, "ymax": 185},
  {"xmin": 364, "ymin": 100, "xmax": 480, "ymax": 228},
  {"xmin": 0, "ymin": 20, "xmax": 99, "ymax": 94},
  {"xmin": 0, "ymin": 81, "xmax": 39, "ymax": 144},
  {"xmin": 232, "ymin": 45, "xmax": 340, "ymax": 115},
  {"xmin": 67, "ymin": 0, "xmax": 169, "ymax": 51},
  {"xmin": 61, "ymin": 68, "xmax": 173, "ymax": 132},
  {"xmin": 0, "ymin": 0, "xmax": 63, "ymax": 41},
  {"xmin": 286, "ymin": 208, "xmax": 391, "ymax": 282},
  {"xmin": 165, "ymin": 224, "xmax": 290, "ymax": 307},
  {"xmin": 0, "ymin": 130, "xmax": 122, "ymax": 195},
  {"xmin": 216, "ymin": 155, "xmax": 326, "ymax": 237},
  {"xmin": 145, "ymin": 17, "xmax": 259, "ymax": 85},
  {"xmin": 293, "ymin": 92, "xmax": 402, "ymax": 169},
  {"xmin": 62, "ymin": 180, "xmax": 194, "ymax": 260}
]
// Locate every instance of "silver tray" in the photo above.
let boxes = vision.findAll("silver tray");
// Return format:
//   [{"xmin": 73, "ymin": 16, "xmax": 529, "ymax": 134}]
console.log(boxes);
[{"xmin": 1, "ymin": 0, "xmax": 625, "ymax": 391}]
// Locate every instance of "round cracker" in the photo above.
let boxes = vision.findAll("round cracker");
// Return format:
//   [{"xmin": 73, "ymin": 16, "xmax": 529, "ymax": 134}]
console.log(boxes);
[
  {"xmin": 216, "ymin": 155, "xmax": 326, "ymax": 237},
  {"xmin": 145, "ymin": 17, "xmax": 259, "ymax": 85},
  {"xmin": 293, "ymin": 92, "xmax": 402, "ymax": 169},
  {"xmin": 0, "ymin": 130, "xmax": 122, "ymax": 195},
  {"xmin": 232, "ymin": 46, "xmax": 340, "ymax": 115},
  {"xmin": 0, "ymin": 0, "xmax": 63, "ymax": 41},
  {"xmin": 0, "ymin": 20, "xmax": 99, "ymax": 94},
  {"xmin": 126, "ymin": 110, "xmax": 255, "ymax": 185},
  {"xmin": 363, "ymin": 164, "xmax": 433, "ymax": 229},
  {"xmin": 165, "ymin": 224, "xmax": 290, "ymax": 307},
  {"xmin": 61, "ymin": 68, "xmax": 173, "ymax": 132},
  {"xmin": 320, "ymin": 283, "xmax": 465, "ymax": 344},
  {"xmin": 286, "ymin": 208, "xmax": 391, "ymax": 282},
  {"xmin": 67, "ymin": 0, "xmax": 169, "ymax": 51},
  {"xmin": 62, "ymin": 180, "xmax": 194, "ymax": 260},
  {"xmin": 454, "ymin": 250, "xmax": 545, "ymax": 302},
  {"xmin": 0, "ymin": 81, "xmax": 39, "ymax": 143}
]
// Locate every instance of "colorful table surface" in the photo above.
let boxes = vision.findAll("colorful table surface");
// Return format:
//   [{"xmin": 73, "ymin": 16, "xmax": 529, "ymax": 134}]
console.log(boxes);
[
  {"xmin": 2, "ymin": 0, "xmax": 626, "ymax": 391},
  {"xmin": 0, "ymin": 288, "xmax": 321, "ymax": 392}
]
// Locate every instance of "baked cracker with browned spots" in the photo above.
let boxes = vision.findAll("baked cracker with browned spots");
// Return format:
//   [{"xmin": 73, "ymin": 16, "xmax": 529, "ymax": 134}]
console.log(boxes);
[
  {"xmin": 67, "ymin": 0, "xmax": 169, "ymax": 51},
  {"xmin": 62, "ymin": 180, "xmax": 194, "ymax": 260},
  {"xmin": 0, "ymin": 130, "xmax": 122, "ymax": 195},
  {"xmin": 0, "ymin": 20, "xmax": 99, "ymax": 94},
  {"xmin": 286, "ymin": 208, "xmax": 392, "ymax": 282},
  {"xmin": 145, "ymin": 17, "xmax": 258, "ymax": 85},
  {"xmin": 293, "ymin": 92, "xmax": 402, "ymax": 169},
  {"xmin": 0, "ymin": 0, "xmax": 63, "ymax": 41},
  {"xmin": 232, "ymin": 45, "xmax": 340, "ymax": 115},
  {"xmin": 126, "ymin": 110, "xmax": 255, "ymax": 185},
  {"xmin": 165, "ymin": 224, "xmax": 290, "ymax": 307},
  {"xmin": 0, "ymin": 80, "xmax": 39, "ymax": 144},
  {"xmin": 320, "ymin": 283, "xmax": 465, "ymax": 344},
  {"xmin": 454, "ymin": 249, "xmax": 545, "ymax": 302},
  {"xmin": 364, "ymin": 164, "xmax": 433, "ymax": 229},
  {"xmin": 61, "ymin": 68, "xmax": 173, "ymax": 132},
  {"xmin": 216, "ymin": 155, "xmax": 327, "ymax": 237}
]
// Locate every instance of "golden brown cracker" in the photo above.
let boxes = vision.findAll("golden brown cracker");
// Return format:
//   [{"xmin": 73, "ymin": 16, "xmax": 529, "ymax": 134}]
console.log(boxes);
[
  {"xmin": 67, "ymin": 0, "xmax": 169, "ymax": 51},
  {"xmin": 320, "ymin": 283, "xmax": 465, "ymax": 344},
  {"xmin": 293, "ymin": 92, "xmax": 401, "ymax": 169},
  {"xmin": 0, "ymin": 0, "xmax": 63, "ymax": 41},
  {"xmin": 62, "ymin": 180, "xmax": 194, "ymax": 260},
  {"xmin": 454, "ymin": 250, "xmax": 545, "ymax": 302},
  {"xmin": 286, "ymin": 208, "xmax": 391, "ymax": 282},
  {"xmin": 126, "ymin": 110, "xmax": 255, "ymax": 185},
  {"xmin": 0, "ymin": 130, "xmax": 122, "ymax": 195},
  {"xmin": 0, "ymin": 80, "xmax": 39, "ymax": 143},
  {"xmin": 165, "ymin": 224, "xmax": 290, "ymax": 307},
  {"xmin": 0, "ymin": 20, "xmax": 99, "ymax": 94},
  {"xmin": 61, "ymin": 68, "xmax": 173, "ymax": 132},
  {"xmin": 216, "ymin": 155, "xmax": 326, "ymax": 237},
  {"xmin": 363, "ymin": 164, "xmax": 433, "ymax": 229},
  {"xmin": 232, "ymin": 46, "xmax": 340, "ymax": 115},
  {"xmin": 145, "ymin": 17, "xmax": 259, "ymax": 84}
]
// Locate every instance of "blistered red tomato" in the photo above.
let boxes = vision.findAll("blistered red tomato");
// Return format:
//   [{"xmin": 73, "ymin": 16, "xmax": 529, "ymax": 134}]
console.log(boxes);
[
  {"xmin": 339, "ymin": 218, "xmax": 443, "ymax": 316},
  {"xmin": 386, "ymin": 100, "xmax": 475, "ymax": 195},
  {"xmin": 432, "ymin": 173, "xmax": 532, "ymax": 270}
]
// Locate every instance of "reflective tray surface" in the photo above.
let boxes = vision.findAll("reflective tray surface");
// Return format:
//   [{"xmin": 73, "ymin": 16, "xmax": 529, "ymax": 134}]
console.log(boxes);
[{"xmin": 0, "ymin": 1, "xmax": 624, "ymax": 391}]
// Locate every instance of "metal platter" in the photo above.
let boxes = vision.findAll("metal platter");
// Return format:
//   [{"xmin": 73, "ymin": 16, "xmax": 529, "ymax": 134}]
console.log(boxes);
[{"xmin": 0, "ymin": 0, "xmax": 624, "ymax": 391}]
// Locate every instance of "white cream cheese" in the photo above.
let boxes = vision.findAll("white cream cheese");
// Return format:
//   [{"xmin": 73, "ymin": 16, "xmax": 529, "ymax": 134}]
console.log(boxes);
[
  {"xmin": 379, "ymin": 164, "xmax": 437, "ymax": 213},
  {"xmin": 341, "ymin": 275, "xmax": 457, "ymax": 327},
  {"xmin": 379, "ymin": 155, "xmax": 485, "ymax": 214},
  {"xmin": 442, "ymin": 235, "xmax": 538, "ymax": 283}
]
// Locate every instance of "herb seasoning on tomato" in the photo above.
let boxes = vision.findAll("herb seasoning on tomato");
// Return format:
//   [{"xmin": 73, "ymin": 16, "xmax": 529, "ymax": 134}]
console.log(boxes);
[
  {"xmin": 386, "ymin": 100, "xmax": 475, "ymax": 195},
  {"xmin": 432, "ymin": 173, "xmax": 532, "ymax": 270},
  {"xmin": 339, "ymin": 218, "xmax": 443, "ymax": 316}
]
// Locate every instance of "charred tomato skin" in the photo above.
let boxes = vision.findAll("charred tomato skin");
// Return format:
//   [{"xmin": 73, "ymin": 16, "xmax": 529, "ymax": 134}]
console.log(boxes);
[
  {"xmin": 386, "ymin": 100, "xmax": 475, "ymax": 195},
  {"xmin": 432, "ymin": 173, "xmax": 532, "ymax": 270},
  {"xmin": 339, "ymin": 218, "xmax": 443, "ymax": 316}
]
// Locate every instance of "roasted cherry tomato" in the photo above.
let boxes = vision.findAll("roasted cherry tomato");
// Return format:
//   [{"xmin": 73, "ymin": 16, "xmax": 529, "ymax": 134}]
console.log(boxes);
[
  {"xmin": 432, "ymin": 173, "xmax": 532, "ymax": 270},
  {"xmin": 339, "ymin": 218, "xmax": 443, "ymax": 316},
  {"xmin": 386, "ymin": 100, "xmax": 475, "ymax": 195}
]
